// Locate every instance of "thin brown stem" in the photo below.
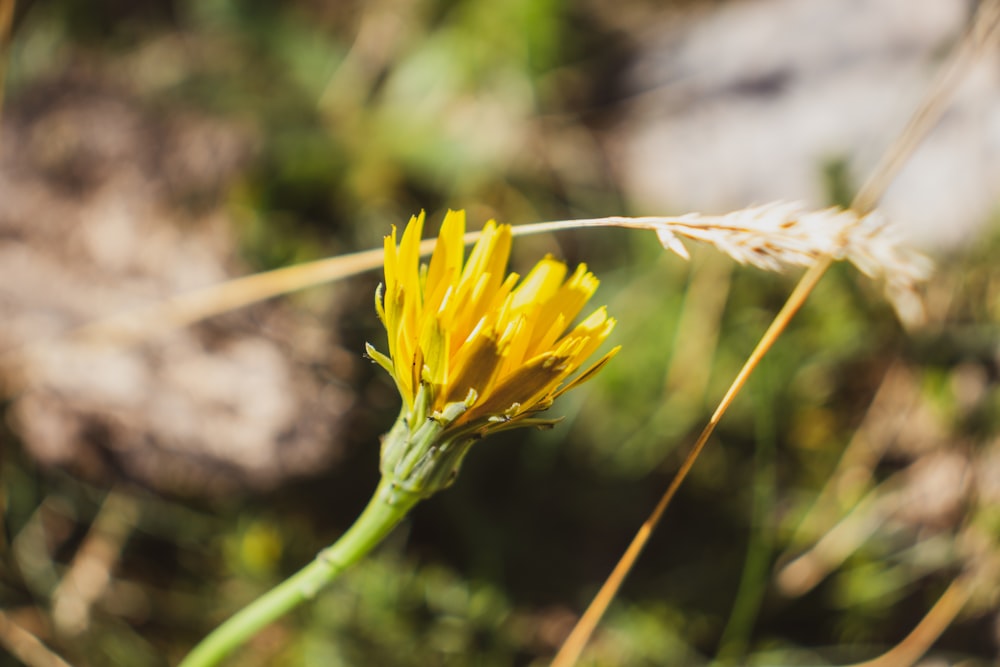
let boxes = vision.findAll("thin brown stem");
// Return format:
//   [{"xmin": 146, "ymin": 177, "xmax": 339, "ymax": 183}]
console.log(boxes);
[
  {"xmin": 551, "ymin": 2, "xmax": 1000, "ymax": 663},
  {"xmin": 777, "ymin": 362, "xmax": 918, "ymax": 564},
  {"xmin": 853, "ymin": 0, "xmax": 1000, "ymax": 214},
  {"xmin": 0, "ymin": 608, "xmax": 74, "ymax": 667},
  {"xmin": 838, "ymin": 574, "xmax": 974, "ymax": 667},
  {"xmin": 0, "ymin": 0, "xmax": 14, "ymax": 139},
  {"xmin": 51, "ymin": 489, "xmax": 140, "ymax": 638},
  {"xmin": 550, "ymin": 257, "xmax": 832, "ymax": 667}
]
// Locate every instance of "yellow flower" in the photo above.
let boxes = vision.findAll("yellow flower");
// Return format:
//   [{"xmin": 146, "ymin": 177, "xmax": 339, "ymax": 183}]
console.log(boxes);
[{"xmin": 368, "ymin": 210, "xmax": 619, "ymax": 437}]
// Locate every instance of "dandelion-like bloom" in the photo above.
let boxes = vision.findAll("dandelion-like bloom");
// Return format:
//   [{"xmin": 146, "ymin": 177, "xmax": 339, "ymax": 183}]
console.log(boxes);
[{"xmin": 368, "ymin": 210, "xmax": 619, "ymax": 496}]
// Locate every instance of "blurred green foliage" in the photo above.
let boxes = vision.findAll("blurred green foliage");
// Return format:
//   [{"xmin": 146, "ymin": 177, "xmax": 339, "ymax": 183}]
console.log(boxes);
[{"xmin": 2, "ymin": 1, "xmax": 1000, "ymax": 666}]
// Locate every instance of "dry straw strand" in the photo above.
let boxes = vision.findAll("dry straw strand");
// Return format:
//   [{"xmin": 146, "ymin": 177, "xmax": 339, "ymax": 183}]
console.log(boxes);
[
  {"xmin": 0, "ymin": 0, "xmax": 14, "ymax": 140},
  {"xmin": 3, "ymin": 0, "xmax": 995, "ymax": 665},
  {"xmin": 509, "ymin": 202, "xmax": 933, "ymax": 326},
  {"xmin": 837, "ymin": 574, "xmax": 975, "ymax": 667},
  {"xmin": 3, "ymin": 200, "xmax": 927, "ymax": 381},
  {"xmin": 550, "ymin": 256, "xmax": 834, "ymax": 667},
  {"xmin": 0, "ymin": 608, "xmax": 75, "ymax": 667},
  {"xmin": 551, "ymin": 0, "xmax": 1000, "ymax": 664}
]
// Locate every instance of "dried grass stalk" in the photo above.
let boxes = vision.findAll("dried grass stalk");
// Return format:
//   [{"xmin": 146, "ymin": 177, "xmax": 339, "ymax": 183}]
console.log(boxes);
[
  {"xmin": 518, "ymin": 201, "xmax": 932, "ymax": 326},
  {"xmin": 1, "ymin": 204, "xmax": 928, "ymax": 381},
  {"xmin": 648, "ymin": 202, "xmax": 933, "ymax": 325}
]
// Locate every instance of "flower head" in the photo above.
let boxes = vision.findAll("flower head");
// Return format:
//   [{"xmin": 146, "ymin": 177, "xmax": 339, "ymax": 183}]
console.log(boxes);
[{"xmin": 367, "ymin": 210, "xmax": 618, "ymax": 493}]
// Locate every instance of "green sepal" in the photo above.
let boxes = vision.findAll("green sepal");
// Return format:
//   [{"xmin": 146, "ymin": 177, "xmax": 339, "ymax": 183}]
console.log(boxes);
[
  {"xmin": 380, "ymin": 387, "xmax": 479, "ymax": 499},
  {"xmin": 364, "ymin": 342, "xmax": 395, "ymax": 377}
]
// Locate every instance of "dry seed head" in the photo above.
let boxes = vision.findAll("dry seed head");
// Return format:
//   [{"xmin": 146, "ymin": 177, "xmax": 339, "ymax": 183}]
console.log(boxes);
[{"xmin": 648, "ymin": 201, "xmax": 933, "ymax": 326}]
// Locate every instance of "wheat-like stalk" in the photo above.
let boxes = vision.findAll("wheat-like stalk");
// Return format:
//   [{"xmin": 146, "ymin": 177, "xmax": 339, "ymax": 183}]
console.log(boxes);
[
  {"xmin": 511, "ymin": 202, "xmax": 933, "ymax": 326},
  {"xmin": 650, "ymin": 202, "xmax": 933, "ymax": 326},
  {"xmin": 552, "ymin": 0, "xmax": 1000, "ymax": 662},
  {"xmin": 2, "ymin": 201, "xmax": 928, "ymax": 379}
]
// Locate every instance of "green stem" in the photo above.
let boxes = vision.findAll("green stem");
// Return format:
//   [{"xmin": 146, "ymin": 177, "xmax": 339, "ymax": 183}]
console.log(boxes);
[{"xmin": 178, "ymin": 477, "xmax": 420, "ymax": 667}]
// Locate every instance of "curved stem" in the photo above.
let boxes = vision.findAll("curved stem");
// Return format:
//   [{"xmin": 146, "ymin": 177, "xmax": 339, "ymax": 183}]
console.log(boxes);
[
  {"xmin": 178, "ymin": 477, "xmax": 420, "ymax": 667},
  {"xmin": 550, "ymin": 258, "xmax": 831, "ymax": 667},
  {"xmin": 837, "ymin": 573, "xmax": 973, "ymax": 667}
]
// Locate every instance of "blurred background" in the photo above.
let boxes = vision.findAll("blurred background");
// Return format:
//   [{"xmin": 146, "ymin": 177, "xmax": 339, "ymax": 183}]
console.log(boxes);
[{"xmin": 1, "ymin": 0, "xmax": 999, "ymax": 665}]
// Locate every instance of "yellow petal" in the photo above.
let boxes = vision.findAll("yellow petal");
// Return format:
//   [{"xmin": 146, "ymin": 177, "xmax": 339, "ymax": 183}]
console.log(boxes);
[
  {"xmin": 554, "ymin": 345, "xmax": 621, "ymax": 399},
  {"xmin": 527, "ymin": 264, "xmax": 599, "ymax": 351},
  {"xmin": 398, "ymin": 212, "xmax": 425, "ymax": 297},
  {"xmin": 458, "ymin": 222, "xmax": 512, "ymax": 302},
  {"xmin": 444, "ymin": 330, "xmax": 504, "ymax": 406},
  {"xmin": 376, "ymin": 210, "xmax": 618, "ymax": 426},
  {"xmin": 509, "ymin": 256, "xmax": 567, "ymax": 314},
  {"xmin": 468, "ymin": 352, "xmax": 567, "ymax": 421},
  {"xmin": 426, "ymin": 210, "xmax": 465, "ymax": 313},
  {"xmin": 383, "ymin": 225, "xmax": 399, "ymax": 292},
  {"xmin": 420, "ymin": 314, "xmax": 449, "ymax": 388}
]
